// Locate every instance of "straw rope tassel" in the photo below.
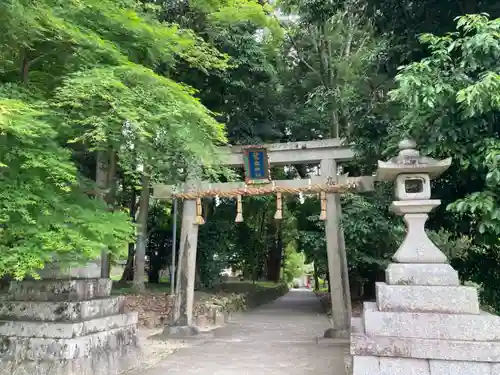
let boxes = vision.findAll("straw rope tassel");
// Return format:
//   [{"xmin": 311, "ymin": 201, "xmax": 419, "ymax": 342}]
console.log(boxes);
[
  {"xmin": 274, "ymin": 192, "xmax": 283, "ymax": 220},
  {"xmin": 195, "ymin": 197, "xmax": 205, "ymax": 225},
  {"xmin": 235, "ymin": 195, "xmax": 243, "ymax": 223},
  {"xmin": 319, "ymin": 192, "xmax": 327, "ymax": 221}
]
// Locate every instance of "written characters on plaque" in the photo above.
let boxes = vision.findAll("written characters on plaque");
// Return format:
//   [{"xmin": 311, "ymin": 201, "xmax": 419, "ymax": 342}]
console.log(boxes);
[{"xmin": 243, "ymin": 146, "xmax": 271, "ymax": 184}]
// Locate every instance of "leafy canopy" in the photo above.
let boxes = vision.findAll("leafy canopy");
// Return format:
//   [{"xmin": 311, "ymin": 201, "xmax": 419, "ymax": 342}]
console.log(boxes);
[
  {"xmin": 389, "ymin": 14, "xmax": 500, "ymax": 239},
  {"xmin": 0, "ymin": 99, "xmax": 134, "ymax": 279},
  {"xmin": 0, "ymin": 0, "xmax": 240, "ymax": 277}
]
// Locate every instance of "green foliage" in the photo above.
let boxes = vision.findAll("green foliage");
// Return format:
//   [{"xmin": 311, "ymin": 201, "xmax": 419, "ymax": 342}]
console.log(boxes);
[
  {"xmin": 189, "ymin": 0, "xmax": 282, "ymax": 37},
  {"xmin": 389, "ymin": 14, "xmax": 500, "ymax": 239},
  {"xmin": 277, "ymin": 0, "xmax": 387, "ymax": 139},
  {"xmin": 145, "ymin": 201, "xmax": 174, "ymax": 283},
  {"xmin": 197, "ymin": 201, "xmax": 239, "ymax": 288},
  {"xmin": 290, "ymin": 188, "xmax": 399, "ymax": 288},
  {"xmin": 342, "ymin": 191, "xmax": 403, "ymax": 282},
  {"xmin": 0, "ymin": 0, "xmax": 235, "ymax": 279},
  {"xmin": 282, "ymin": 242, "xmax": 306, "ymax": 283},
  {"xmin": 53, "ymin": 64, "xmax": 227, "ymax": 178},
  {"xmin": 0, "ymin": 99, "xmax": 133, "ymax": 279},
  {"xmin": 389, "ymin": 14, "xmax": 500, "ymax": 311}
]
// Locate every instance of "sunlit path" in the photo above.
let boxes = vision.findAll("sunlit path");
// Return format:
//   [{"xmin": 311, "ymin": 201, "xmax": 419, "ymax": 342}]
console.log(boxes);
[{"xmin": 140, "ymin": 289, "xmax": 347, "ymax": 375}]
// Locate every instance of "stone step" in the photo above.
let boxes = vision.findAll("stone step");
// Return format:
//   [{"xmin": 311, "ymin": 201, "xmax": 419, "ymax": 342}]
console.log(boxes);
[
  {"xmin": 375, "ymin": 282, "xmax": 480, "ymax": 314},
  {"xmin": 351, "ymin": 330, "xmax": 500, "ymax": 363},
  {"xmin": 385, "ymin": 263, "xmax": 459, "ymax": 286},
  {"xmin": 351, "ymin": 356, "xmax": 500, "ymax": 375},
  {"xmin": 362, "ymin": 302, "xmax": 500, "ymax": 341},
  {"xmin": 0, "ymin": 335, "xmax": 140, "ymax": 375},
  {"xmin": 0, "ymin": 325, "xmax": 138, "ymax": 361},
  {"xmin": 0, "ymin": 312, "xmax": 137, "ymax": 339},
  {"xmin": 0, "ymin": 296, "xmax": 124, "ymax": 321},
  {"xmin": 8, "ymin": 278, "xmax": 112, "ymax": 302}
]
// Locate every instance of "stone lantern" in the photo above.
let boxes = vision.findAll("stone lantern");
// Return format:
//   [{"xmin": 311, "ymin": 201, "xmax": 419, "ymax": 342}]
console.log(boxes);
[
  {"xmin": 376, "ymin": 139, "xmax": 455, "ymax": 284},
  {"xmin": 349, "ymin": 139, "xmax": 500, "ymax": 375}
]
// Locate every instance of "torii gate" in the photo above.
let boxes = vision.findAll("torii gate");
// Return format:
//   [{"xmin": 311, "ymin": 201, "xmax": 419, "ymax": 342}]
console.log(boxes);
[{"xmin": 153, "ymin": 138, "xmax": 374, "ymax": 338}]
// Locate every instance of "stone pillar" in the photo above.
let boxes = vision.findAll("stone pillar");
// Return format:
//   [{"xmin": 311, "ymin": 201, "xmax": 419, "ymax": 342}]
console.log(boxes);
[
  {"xmin": 321, "ymin": 158, "xmax": 350, "ymax": 339},
  {"xmin": 349, "ymin": 140, "xmax": 500, "ymax": 375},
  {"xmin": 164, "ymin": 184, "xmax": 200, "ymax": 337},
  {"xmin": 176, "ymin": 198, "xmax": 199, "ymax": 327},
  {"xmin": 0, "ymin": 267, "xmax": 140, "ymax": 375}
]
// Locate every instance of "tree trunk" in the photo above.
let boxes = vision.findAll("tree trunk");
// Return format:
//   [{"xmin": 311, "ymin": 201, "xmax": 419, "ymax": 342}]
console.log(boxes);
[
  {"xmin": 101, "ymin": 150, "xmax": 118, "ymax": 278},
  {"xmin": 326, "ymin": 271, "xmax": 331, "ymax": 293},
  {"xmin": 133, "ymin": 173, "xmax": 150, "ymax": 293},
  {"xmin": 266, "ymin": 226, "xmax": 282, "ymax": 282},
  {"xmin": 20, "ymin": 49, "xmax": 29, "ymax": 84},
  {"xmin": 148, "ymin": 265, "xmax": 160, "ymax": 284},
  {"xmin": 252, "ymin": 210, "xmax": 268, "ymax": 282},
  {"xmin": 120, "ymin": 187, "xmax": 138, "ymax": 283},
  {"xmin": 96, "ymin": 151, "xmax": 111, "ymax": 278},
  {"xmin": 195, "ymin": 267, "xmax": 202, "ymax": 289},
  {"xmin": 120, "ymin": 243, "xmax": 135, "ymax": 282},
  {"xmin": 313, "ymin": 261, "xmax": 320, "ymax": 291}
]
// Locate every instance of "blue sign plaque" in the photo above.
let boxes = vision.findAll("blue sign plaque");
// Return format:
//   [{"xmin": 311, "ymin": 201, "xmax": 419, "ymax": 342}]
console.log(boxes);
[{"xmin": 243, "ymin": 146, "xmax": 270, "ymax": 184}]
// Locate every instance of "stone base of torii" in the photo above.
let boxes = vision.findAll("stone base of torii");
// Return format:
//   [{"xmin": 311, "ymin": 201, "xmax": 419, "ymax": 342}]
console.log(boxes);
[{"xmin": 152, "ymin": 139, "xmax": 375, "ymax": 339}]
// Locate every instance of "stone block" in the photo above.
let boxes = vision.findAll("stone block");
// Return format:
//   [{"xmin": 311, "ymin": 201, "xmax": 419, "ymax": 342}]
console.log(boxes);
[
  {"xmin": 162, "ymin": 325, "xmax": 200, "ymax": 338},
  {"xmin": 429, "ymin": 360, "xmax": 491, "ymax": 375},
  {"xmin": 344, "ymin": 355, "xmax": 353, "ymax": 375},
  {"xmin": 351, "ymin": 317, "xmax": 365, "ymax": 334},
  {"xmin": 144, "ymin": 312, "xmax": 160, "ymax": 329},
  {"xmin": 206, "ymin": 307, "xmax": 217, "ymax": 324},
  {"xmin": 213, "ymin": 310, "xmax": 225, "ymax": 326},
  {"xmin": 379, "ymin": 358, "xmax": 431, "ymax": 375},
  {"xmin": 351, "ymin": 333, "xmax": 500, "ymax": 362},
  {"xmin": 196, "ymin": 314, "xmax": 208, "ymax": 328},
  {"xmin": 376, "ymin": 282, "xmax": 479, "ymax": 314},
  {"xmin": 0, "ymin": 297, "xmax": 124, "ymax": 321},
  {"xmin": 385, "ymin": 263, "xmax": 459, "ymax": 286},
  {"xmin": 1, "ymin": 325, "xmax": 138, "ymax": 361},
  {"xmin": 0, "ymin": 337, "xmax": 140, "ymax": 375},
  {"xmin": 8, "ymin": 279, "xmax": 112, "ymax": 302},
  {"xmin": 492, "ymin": 363, "xmax": 500, "ymax": 375},
  {"xmin": 363, "ymin": 302, "xmax": 500, "ymax": 341},
  {"xmin": 352, "ymin": 356, "xmax": 379, "ymax": 375},
  {"xmin": 37, "ymin": 262, "xmax": 101, "ymax": 279},
  {"xmin": 0, "ymin": 313, "xmax": 137, "ymax": 338}
]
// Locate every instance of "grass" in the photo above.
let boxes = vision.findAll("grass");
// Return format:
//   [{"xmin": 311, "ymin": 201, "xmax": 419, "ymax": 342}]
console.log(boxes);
[
  {"xmin": 110, "ymin": 277, "xmax": 283, "ymax": 296},
  {"xmin": 226, "ymin": 280, "xmax": 281, "ymax": 288},
  {"xmin": 111, "ymin": 282, "xmax": 171, "ymax": 295}
]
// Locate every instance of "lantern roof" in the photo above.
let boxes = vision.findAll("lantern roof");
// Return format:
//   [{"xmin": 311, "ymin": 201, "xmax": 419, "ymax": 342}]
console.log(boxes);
[{"xmin": 376, "ymin": 139, "xmax": 452, "ymax": 182}]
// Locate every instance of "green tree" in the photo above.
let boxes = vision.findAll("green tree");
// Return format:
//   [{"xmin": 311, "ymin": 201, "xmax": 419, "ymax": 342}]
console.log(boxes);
[
  {"xmin": 277, "ymin": 0, "xmax": 386, "ymax": 140},
  {"xmin": 0, "ymin": 99, "xmax": 133, "ymax": 279},
  {"xmin": 0, "ymin": 0, "xmax": 233, "ymax": 281},
  {"xmin": 388, "ymin": 14, "xmax": 500, "ymax": 309}
]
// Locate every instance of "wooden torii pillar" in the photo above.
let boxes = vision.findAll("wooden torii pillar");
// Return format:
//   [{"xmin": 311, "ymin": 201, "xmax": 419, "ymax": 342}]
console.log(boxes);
[{"xmin": 153, "ymin": 139, "xmax": 374, "ymax": 337}]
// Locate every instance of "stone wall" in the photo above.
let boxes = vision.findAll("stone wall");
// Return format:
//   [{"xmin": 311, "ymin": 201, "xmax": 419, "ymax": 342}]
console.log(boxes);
[
  {"xmin": 132, "ymin": 282, "xmax": 289, "ymax": 329},
  {"xmin": 0, "ymin": 279, "xmax": 140, "ymax": 375}
]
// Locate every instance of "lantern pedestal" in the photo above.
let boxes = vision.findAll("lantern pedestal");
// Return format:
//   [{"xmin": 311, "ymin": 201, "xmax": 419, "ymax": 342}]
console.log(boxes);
[{"xmin": 390, "ymin": 200, "xmax": 447, "ymax": 264}]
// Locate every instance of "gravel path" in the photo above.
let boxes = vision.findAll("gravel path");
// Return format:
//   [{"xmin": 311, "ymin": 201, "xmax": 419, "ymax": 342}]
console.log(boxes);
[{"xmin": 137, "ymin": 289, "xmax": 348, "ymax": 375}]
